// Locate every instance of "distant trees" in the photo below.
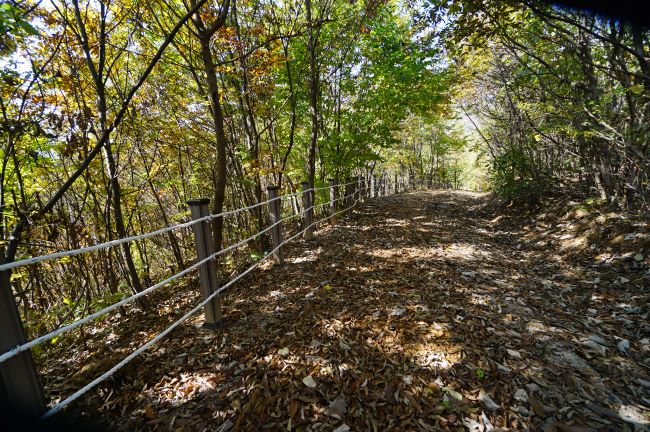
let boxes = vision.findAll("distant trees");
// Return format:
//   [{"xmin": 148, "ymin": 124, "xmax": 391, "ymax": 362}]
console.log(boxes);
[{"xmin": 429, "ymin": 0, "xmax": 650, "ymax": 206}]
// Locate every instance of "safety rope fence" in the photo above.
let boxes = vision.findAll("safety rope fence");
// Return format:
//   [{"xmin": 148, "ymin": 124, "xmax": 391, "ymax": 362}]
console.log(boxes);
[{"xmin": 0, "ymin": 173, "xmax": 447, "ymax": 417}]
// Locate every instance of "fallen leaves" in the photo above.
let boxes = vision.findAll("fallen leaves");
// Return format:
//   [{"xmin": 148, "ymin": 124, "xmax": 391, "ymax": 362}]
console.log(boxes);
[
  {"xmin": 302, "ymin": 375, "xmax": 317, "ymax": 388},
  {"xmin": 37, "ymin": 191, "xmax": 650, "ymax": 431},
  {"xmin": 478, "ymin": 389, "xmax": 500, "ymax": 411},
  {"xmin": 324, "ymin": 397, "xmax": 346, "ymax": 419}
]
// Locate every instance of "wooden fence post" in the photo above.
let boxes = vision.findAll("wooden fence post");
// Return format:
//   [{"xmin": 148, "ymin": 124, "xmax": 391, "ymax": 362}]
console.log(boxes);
[
  {"xmin": 0, "ymin": 266, "xmax": 45, "ymax": 416},
  {"xmin": 370, "ymin": 175, "xmax": 376, "ymax": 198},
  {"xmin": 301, "ymin": 181, "xmax": 314, "ymax": 240},
  {"xmin": 328, "ymin": 179, "xmax": 338, "ymax": 224},
  {"xmin": 354, "ymin": 176, "xmax": 359, "ymax": 202},
  {"xmin": 267, "ymin": 186, "xmax": 284, "ymax": 264},
  {"xmin": 345, "ymin": 177, "xmax": 354, "ymax": 217},
  {"xmin": 188, "ymin": 199, "xmax": 223, "ymax": 329}
]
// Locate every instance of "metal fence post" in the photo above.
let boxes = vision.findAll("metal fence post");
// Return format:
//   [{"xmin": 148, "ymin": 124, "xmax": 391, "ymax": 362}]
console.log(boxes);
[
  {"xmin": 328, "ymin": 179, "xmax": 338, "ymax": 224},
  {"xmin": 0, "ymin": 267, "xmax": 45, "ymax": 415},
  {"xmin": 267, "ymin": 186, "xmax": 284, "ymax": 264},
  {"xmin": 301, "ymin": 181, "xmax": 314, "ymax": 240},
  {"xmin": 187, "ymin": 199, "xmax": 223, "ymax": 329}
]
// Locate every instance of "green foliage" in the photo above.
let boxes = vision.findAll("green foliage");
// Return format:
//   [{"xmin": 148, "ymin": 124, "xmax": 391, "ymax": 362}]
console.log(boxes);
[
  {"xmin": 425, "ymin": 0, "xmax": 650, "ymax": 205},
  {"xmin": 489, "ymin": 148, "xmax": 544, "ymax": 201},
  {"xmin": 0, "ymin": 2, "xmax": 38, "ymax": 55}
]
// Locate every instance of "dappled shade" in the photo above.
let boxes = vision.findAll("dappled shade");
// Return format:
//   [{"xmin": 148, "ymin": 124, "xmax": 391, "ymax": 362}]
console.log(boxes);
[{"xmin": 38, "ymin": 191, "xmax": 649, "ymax": 430}]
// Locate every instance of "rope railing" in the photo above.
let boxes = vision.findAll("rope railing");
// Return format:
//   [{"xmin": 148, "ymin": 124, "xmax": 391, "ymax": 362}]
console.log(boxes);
[
  {"xmin": 0, "ymin": 173, "xmax": 428, "ymax": 417},
  {"xmin": 0, "ymin": 181, "xmax": 363, "ymax": 273},
  {"xmin": 0, "ymin": 190, "xmax": 315, "ymax": 273},
  {"xmin": 43, "ymin": 192, "xmax": 361, "ymax": 417},
  {"xmin": 0, "ymin": 212, "xmax": 302, "ymax": 365},
  {"xmin": 0, "ymin": 183, "xmax": 362, "ymax": 365}
]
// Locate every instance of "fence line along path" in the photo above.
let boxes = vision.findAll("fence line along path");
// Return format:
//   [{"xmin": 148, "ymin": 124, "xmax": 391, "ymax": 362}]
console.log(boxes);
[
  {"xmin": 0, "ymin": 173, "xmax": 446, "ymax": 417},
  {"xmin": 196, "ymin": 189, "xmax": 647, "ymax": 431}
]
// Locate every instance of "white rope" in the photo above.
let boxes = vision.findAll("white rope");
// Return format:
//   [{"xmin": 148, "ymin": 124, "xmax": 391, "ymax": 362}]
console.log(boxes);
[
  {"xmin": 0, "ymin": 190, "xmax": 305, "ymax": 273},
  {"xmin": 312, "ymin": 189, "xmax": 358, "ymax": 211},
  {"xmin": 0, "ymin": 215, "xmax": 210, "ymax": 273},
  {"xmin": 43, "ymin": 197, "xmax": 360, "ymax": 418},
  {"xmin": 2, "ymin": 182, "xmax": 388, "ymax": 368},
  {"xmin": 310, "ymin": 179, "xmax": 360, "ymax": 192},
  {"xmin": 0, "ymin": 212, "xmax": 303, "ymax": 365},
  {"xmin": 2, "ymin": 187, "xmax": 359, "ymax": 365}
]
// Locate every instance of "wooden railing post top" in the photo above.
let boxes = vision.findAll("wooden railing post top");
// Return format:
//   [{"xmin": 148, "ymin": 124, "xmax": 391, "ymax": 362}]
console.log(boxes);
[
  {"xmin": 301, "ymin": 181, "xmax": 310, "ymax": 188},
  {"xmin": 267, "ymin": 185, "xmax": 280, "ymax": 192},
  {"xmin": 187, "ymin": 198, "xmax": 210, "ymax": 206},
  {"xmin": 328, "ymin": 178, "xmax": 336, "ymax": 183}
]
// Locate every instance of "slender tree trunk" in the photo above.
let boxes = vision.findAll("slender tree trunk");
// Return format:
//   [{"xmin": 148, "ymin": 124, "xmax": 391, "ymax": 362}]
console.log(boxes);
[
  {"xmin": 278, "ymin": 42, "xmax": 298, "ymax": 189},
  {"xmin": 198, "ymin": 35, "xmax": 228, "ymax": 252},
  {"xmin": 305, "ymin": 0, "xmax": 319, "ymax": 189}
]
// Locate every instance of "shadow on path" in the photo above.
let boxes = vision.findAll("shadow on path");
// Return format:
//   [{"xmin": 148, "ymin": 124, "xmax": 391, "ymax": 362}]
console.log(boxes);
[{"xmin": 68, "ymin": 190, "xmax": 649, "ymax": 432}]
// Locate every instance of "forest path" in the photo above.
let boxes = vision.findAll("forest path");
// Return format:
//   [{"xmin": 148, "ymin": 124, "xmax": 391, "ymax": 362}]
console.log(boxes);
[{"xmin": 81, "ymin": 191, "xmax": 649, "ymax": 431}]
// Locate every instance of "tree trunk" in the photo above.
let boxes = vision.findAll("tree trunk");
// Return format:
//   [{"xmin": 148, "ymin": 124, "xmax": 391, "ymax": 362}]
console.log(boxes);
[
  {"xmin": 305, "ymin": 0, "xmax": 319, "ymax": 189},
  {"xmin": 198, "ymin": 35, "xmax": 228, "ymax": 253}
]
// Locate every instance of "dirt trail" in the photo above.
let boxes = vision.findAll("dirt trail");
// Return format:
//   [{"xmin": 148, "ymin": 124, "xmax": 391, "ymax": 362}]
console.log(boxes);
[{"xmin": 72, "ymin": 191, "xmax": 649, "ymax": 431}]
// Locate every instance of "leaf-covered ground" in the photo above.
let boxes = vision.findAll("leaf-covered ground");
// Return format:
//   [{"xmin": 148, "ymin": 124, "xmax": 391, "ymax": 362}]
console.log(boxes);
[{"xmin": 49, "ymin": 191, "xmax": 649, "ymax": 431}]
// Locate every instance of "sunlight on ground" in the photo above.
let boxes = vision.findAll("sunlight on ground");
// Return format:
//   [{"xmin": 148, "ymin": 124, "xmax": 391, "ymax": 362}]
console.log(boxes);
[
  {"xmin": 433, "ymin": 242, "xmax": 493, "ymax": 261},
  {"xmin": 384, "ymin": 218, "xmax": 409, "ymax": 226},
  {"xmin": 285, "ymin": 247, "xmax": 323, "ymax": 264},
  {"xmin": 470, "ymin": 293, "xmax": 492, "ymax": 306},
  {"xmin": 286, "ymin": 255, "xmax": 319, "ymax": 264},
  {"xmin": 559, "ymin": 235, "xmax": 589, "ymax": 251},
  {"xmin": 149, "ymin": 371, "xmax": 223, "ymax": 407}
]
